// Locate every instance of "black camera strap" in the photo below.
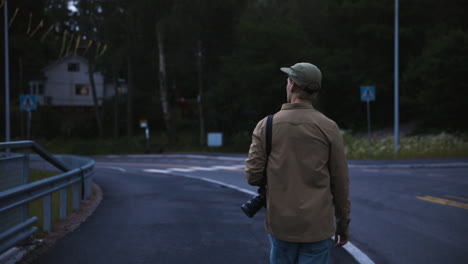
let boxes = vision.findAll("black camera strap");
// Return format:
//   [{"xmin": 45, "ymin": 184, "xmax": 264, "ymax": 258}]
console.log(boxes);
[
  {"xmin": 240, "ymin": 115, "xmax": 274, "ymax": 217},
  {"xmin": 262, "ymin": 114, "xmax": 274, "ymax": 187},
  {"xmin": 266, "ymin": 115, "xmax": 273, "ymax": 157}
]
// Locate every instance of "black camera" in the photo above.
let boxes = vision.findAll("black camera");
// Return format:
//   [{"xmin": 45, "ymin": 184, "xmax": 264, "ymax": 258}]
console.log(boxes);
[{"xmin": 241, "ymin": 186, "xmax": 266, "ymax": 218}]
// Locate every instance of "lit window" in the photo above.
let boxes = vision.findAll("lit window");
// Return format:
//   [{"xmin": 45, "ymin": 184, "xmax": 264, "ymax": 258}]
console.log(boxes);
[
  {"xmin": 75, "ymin": 84, "xmax": 89, "ymax": 95},
  {"xmin": 68, "ymin": 63, "xmax": 80, "ymax": 72}
]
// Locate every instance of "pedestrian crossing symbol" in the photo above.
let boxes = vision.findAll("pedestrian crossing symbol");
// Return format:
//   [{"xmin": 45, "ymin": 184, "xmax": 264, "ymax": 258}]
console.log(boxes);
[
  {"xmin": 360, "ymin": 86, "xmax": 376, "ymax": 102},
  {"xmin": 20, "ymin": 94, "xmax": 38, "ymax": 111}
]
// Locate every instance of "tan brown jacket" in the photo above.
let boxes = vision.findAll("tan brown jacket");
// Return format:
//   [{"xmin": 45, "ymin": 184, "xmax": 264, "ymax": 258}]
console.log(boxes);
[{"xmin": 245, "ymin": 103, "xmax": 350, "ymax": 242}]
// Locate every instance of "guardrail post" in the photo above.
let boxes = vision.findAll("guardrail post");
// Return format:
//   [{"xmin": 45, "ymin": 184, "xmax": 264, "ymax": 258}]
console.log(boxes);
[
  {"xmin": 84, "ymin": 178, "xmax": 88, "ymax": 200},
  {"xmin": 86, "ymin": 171, "xmax": 94, "ymax": 199},
  {"xmin": 43, "ymin": 194, "xmax": 52, "ymax": 232},
  {"xmin": 59, "ymin": 189, "xmax": 67, "ymax": 220},
  {"xmin": 80, "ymin": 169, "xmax": 85, "ymax": 201},
  {"xmin": 22, "ymin": 149, "xmax": 29, "ymax": 222},
  {"xmin": 72, "ymin": 183, "xmax": 80, "ymax": 211},
  {"xmin": 86, "ymin": 177, "xmax": 92, "ymax": 199}
]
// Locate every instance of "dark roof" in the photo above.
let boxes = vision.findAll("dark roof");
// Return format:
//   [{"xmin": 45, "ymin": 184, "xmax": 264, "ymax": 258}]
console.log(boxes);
[{"xmin": 42, "ymin": 55, "xmax": 89, "ymax": 72}]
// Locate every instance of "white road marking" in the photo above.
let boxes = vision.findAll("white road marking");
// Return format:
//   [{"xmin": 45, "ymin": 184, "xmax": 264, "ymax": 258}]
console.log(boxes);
[
  {"xmin": 211, "ymin": 165, "xmax": 239, "ymax": 170},
  {"xmin": 189, "ymin": 167, "xmax": 218, "ymax": 171},
  {"xmin": 142, "ymin": 164, "xmax": 376, "ymax": 264},
  {"xmin": 104, "ymin": 154, "xmax": 468, "ymax": 168},
  {"xmin": 117, "ymin": 154, "xmax": 247, "ymax": 162},
  {"xmin": 180, "ymin": 174, "xmax": 257, "ymax": 196},
  {"xmin": 96, "ymin": 166, "xmax": 126, "ymax": 172},
  {"xmin": 344, "ymin": 242, "xmax": 376, "ymax": 264},
  {"xmin": 142, "ymin": 164, "xmax": 245, "ymax": 174},
  {"xmin": 144, "ymin": 169, "xmax": 171, "ymax": 174},
  {"xmin": 170, "ymin": 168, "xmax": 197, "ymax": 172}
]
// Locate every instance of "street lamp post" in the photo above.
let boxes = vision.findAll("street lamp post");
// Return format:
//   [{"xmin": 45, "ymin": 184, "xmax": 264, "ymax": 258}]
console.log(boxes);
[
  {"xmin": 4, "ymin": 0, "xmax": 11, "ymax": 148},
  {"xmin": 394, "ymin": 0, "xmax": 399, "ymax": 154}
]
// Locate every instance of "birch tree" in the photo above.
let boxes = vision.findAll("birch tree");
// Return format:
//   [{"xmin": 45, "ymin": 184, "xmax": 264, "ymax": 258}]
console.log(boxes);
[{"xmin": 156, "ymin": 21, "xmax": 175, "ymax": 144}]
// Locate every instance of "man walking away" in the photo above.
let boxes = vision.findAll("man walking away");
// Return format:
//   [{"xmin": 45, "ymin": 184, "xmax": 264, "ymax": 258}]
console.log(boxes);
[{"xmin": 245, "ymin": 62, "xmax": 351, "ymax": 264}]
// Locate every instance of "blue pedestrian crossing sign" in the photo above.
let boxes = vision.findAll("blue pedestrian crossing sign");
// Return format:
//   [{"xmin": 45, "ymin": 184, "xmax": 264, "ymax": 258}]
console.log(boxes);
[
  {"xmin": 20, "ymin": 94, "xmax": 38, "ymax": 111},
  {"xmin": 360, "ymin": 86, "xmax": 376, "ymax": 102}
]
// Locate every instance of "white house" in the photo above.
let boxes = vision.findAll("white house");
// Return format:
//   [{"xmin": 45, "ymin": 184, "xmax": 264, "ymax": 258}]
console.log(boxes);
[{"xmin": 29, "ymin": 55, "xmax": 126, "ymax": 107}]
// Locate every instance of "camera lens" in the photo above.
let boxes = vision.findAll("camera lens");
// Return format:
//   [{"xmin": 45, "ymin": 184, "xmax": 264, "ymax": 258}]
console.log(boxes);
[{"xmin": 241, "ymin": 194, "xmax": 265, "ymax": 218}]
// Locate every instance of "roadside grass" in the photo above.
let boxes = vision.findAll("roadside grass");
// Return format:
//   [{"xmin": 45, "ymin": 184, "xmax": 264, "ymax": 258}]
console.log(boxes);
[
  {"xmin": 343, "ymin": 132, "xmax": 468, "ymax": 159},
  {"xmin": 34, "ymin": 131, "xmax": 468, "ymax": 159},
  {"xmin": 35, "ymin": 131, "xmax": 251, "ymax": 155},
  {"xmin": 28, "ymin": 169, "xmax": 74, "ymax": 236},
  {"xmin": 37, "ymin": 137, "xmax": 151, "ymax": 155}
]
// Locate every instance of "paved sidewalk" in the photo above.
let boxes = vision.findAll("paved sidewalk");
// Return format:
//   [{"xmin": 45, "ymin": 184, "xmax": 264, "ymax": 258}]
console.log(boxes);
[{"xmin": 32, "ymin": 169, "xmax": 357, "ymax": 264}]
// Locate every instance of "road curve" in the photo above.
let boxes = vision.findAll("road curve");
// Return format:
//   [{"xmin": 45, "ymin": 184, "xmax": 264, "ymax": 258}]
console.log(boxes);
[{"xmin": 32, "ymin": 165, "xmax": 357, "ymax": 264}]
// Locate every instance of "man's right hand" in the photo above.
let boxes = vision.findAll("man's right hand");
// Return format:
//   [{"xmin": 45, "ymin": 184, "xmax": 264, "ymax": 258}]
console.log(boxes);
[
  {"xmin": 334, "ymin": 218, "xmax": 350, "ymax": 247},
  {"xmin": 334, "ymin": 232, "xmax": 348, "ymax": 247}
]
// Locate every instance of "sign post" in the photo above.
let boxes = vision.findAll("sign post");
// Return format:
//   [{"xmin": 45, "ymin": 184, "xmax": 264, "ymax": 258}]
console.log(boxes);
[
  {"xmin": 140, "ymin": 119, "xmax": 150, "ymax": 152},
  {"xmin": 394, "ymin": 0, "xmax": 400, "ymax": 154},
  {"xmin": 360, "ymin": 86, "xmax": 376, "ymax": 156},
  {"xmin": 5, "ymin": 0, "xmax": 11, "ymax": 155},
  {"xmin": 20, "ymin": 94, "xmax": 38, "ymax": 139}
]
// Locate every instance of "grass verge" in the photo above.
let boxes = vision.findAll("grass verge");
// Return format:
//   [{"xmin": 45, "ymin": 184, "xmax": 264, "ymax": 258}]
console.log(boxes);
[
  {"xmin": 33, "ymin": 131, "xmax": 468, "ymax": 159},
  {"xmin": 343, "ymin": 132, "xmax": 468, "ymax": 159}
]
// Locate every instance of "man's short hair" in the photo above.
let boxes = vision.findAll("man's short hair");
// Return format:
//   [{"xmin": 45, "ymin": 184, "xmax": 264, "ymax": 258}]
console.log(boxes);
[{"xmin": 291, "ymin": 78, "xmax": 319, "ymax": 101}]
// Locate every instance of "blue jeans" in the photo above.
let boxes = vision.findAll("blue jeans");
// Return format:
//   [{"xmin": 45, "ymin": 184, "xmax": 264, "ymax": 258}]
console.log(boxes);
[{"xmin": 268, "ymin": 234, "xmax": 332, "ymax": 264}]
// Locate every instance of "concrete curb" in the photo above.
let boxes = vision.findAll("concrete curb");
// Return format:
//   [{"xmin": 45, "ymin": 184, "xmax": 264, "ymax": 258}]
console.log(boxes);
[{"xmin": 0, "ymin": 246, "xmax": 32, "ymax": 264}]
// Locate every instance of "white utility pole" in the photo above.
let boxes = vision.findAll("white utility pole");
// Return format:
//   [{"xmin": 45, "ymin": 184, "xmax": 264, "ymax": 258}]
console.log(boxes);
[{"xmin": 394, "ymin": 0, "xmax": 400, "ymax": 153}]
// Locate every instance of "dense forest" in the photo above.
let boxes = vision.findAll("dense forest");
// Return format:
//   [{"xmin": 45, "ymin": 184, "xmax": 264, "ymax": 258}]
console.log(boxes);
[{"xmin": 1, "ymin": 0, "xmax": 467, "ymax": 146}]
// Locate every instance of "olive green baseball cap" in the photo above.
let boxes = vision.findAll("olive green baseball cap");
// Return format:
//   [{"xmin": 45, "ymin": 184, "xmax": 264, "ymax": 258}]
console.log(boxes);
[{"xmin": 280, "ymin": 62, "xmax": 322, "ymax": 91}]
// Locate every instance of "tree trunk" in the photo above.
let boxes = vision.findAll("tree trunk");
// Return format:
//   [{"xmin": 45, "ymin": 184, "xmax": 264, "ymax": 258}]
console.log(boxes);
[
  {"xmin": 88, "ymin": 58, "xmax": 103, "ymax": 137},
  {"xmin": 126, "ymin": 13, "xmax": 135, "ymax": 138},
  {"xmin": 196, "ymin": 40, "xmax": 205, "ymax": 146},
  {"xmin": 126, "ymin": 55, "xmax": 134, "ymax": 137},
  {"xmin": 112, "ymin": 71, "xmax": 120, "ymax": 138},
  {"xmin": 156, "ymin": 23, "xmax": 174, "ymax": 144}
]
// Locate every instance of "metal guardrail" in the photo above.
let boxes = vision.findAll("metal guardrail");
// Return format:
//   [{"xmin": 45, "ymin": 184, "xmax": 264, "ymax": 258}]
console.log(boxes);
[{"xmin": 0, "ymin": 141, "xmax": 95, "ymax": 254}]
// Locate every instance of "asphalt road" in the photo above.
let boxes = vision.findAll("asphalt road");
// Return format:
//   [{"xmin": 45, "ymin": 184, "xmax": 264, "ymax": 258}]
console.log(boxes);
[
  {"xmin": 86, "ymin": 155, "xmax": 468, "ymax": 264},
  {"xmin": 31, "ymin": 157, "xmax": 357, "ymax": 264},
  {"xmin": 349, "ymin": 166, "xmax": 468, "ymax": 264}
]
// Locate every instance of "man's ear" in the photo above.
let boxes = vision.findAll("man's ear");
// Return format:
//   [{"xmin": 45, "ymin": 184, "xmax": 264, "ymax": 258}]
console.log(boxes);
[{"xmin": 290, "ymin": 81, "xmax": 298, "ymax": 92}]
